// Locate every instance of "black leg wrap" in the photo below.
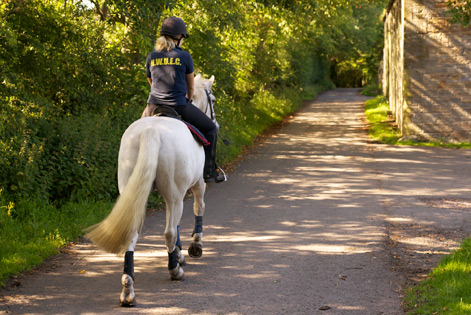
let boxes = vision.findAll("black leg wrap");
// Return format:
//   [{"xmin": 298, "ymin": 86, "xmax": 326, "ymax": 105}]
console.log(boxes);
[
  {"xmin": 168, "ymin": 249, "xmax": 179, "ymax": 270},
  {"xmin": 192, "ymin": 216, "xmax": 203, "ymax": 236},
  {"xmin": 123, "ymin": 251, "xmax": 134, "ymax": 280}
]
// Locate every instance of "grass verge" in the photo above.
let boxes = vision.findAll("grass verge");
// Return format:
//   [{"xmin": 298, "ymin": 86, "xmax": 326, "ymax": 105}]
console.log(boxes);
[
  {"xmin": 0, "ymin": 194, "xmax": 110, "ymax": 287},
  {"xmin": 364, "ymin": 95, "xmax": 402, "ymax": 144},
  {"xmin": 364, "ymin": 95, "xmax": 471, "ymax": 149},
  {"xmin": 405, "ymin": 238, "xmax": 471, "ymax": 314}
]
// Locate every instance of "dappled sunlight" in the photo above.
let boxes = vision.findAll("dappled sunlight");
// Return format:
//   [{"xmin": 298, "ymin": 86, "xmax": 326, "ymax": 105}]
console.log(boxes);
[
  {"xmin": 386, "ymin": 217, "xmax": 413, "ymax": 223},
  {"xmin": 211, "ymin": 233, "xmax": 283, "ymax": 243},
  {"xmin": 399, "ymin": 236, "xmax": 458, "ymax": 255},
  {"xmin": 292, "ymin": 244, "xmax": 371, "ymax": 254},
  {"xmin": 337, "ymin": 305, "xmax": 367, "ymax": 311},
  {"xmin": 237, "ymin": 273, "xmax": 279, "ymax": 280},
  {"xmin": 387, "ymin": 0, "xmax": 471, "ymax": 141},
  {"xmin": 337, "ymin": 203, "xmax": 363, "ymax": 208},
  {"xmin": 267, "ymin": 177, "xmax": 301, "ymax": 184},
  {"xmin": 280, "ymin": 220, "xmax": 322, "ymax": 228},
  {"xmin": 136, "ymin": 307, "xmax": 189, "ymax": 315}
]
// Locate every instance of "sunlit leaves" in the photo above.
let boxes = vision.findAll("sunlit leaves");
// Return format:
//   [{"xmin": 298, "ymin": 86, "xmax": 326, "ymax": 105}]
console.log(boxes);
[
  {"xmin": 0, "ymin": 0, "xmax": 387, "ymax": 203},
  {"xmin": 446, "ymin": 0, "xmax": 471, "ymax": 26}
]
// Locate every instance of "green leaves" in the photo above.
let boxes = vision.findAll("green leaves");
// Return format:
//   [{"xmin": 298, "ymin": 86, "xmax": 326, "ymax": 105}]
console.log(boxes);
[
  {"xmin": 446, "ymin": 0, "xmax": 471, "ymax": 27},
  {"xmin": 0, "ymin": 0, "xmax": 387, "ymax": 204}
]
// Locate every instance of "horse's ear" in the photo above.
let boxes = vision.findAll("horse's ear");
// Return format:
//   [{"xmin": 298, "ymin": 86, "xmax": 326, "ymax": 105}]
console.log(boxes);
[
  {"xmin": 203, "ymin": 75, "xmax": 215, "ymax": 89},
  {"xmin": 195, "ymin": 73, "xmax": 202, "ymax": 81}
]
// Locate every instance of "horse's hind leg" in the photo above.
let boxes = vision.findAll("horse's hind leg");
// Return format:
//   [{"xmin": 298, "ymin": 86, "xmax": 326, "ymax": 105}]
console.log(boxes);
[
  {"xmin": 188, "ymin": 180, "xmax": 206, "ymax": 258},
  {"xmin": 120, "ymin": 233, "xmax": 138, "ymax": 307},
  {"xmin": 165, "ymin": 200, "xmax": 185, "ymax": 280}
]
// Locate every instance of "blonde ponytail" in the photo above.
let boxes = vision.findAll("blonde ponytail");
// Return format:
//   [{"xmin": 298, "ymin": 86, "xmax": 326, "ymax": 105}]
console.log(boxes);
[{"xmin": 155, "ymin": 36, "xmax": 176, "ymax": 52}]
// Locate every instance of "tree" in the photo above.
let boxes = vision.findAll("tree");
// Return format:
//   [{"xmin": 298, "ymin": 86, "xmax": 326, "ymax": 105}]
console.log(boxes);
[{"xmin": 84, "ymin": 0, "xmax": 174, "ymax": 64}]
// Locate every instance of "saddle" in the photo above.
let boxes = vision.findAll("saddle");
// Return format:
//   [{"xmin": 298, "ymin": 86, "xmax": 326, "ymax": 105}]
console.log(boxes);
[{"xmin": 151, "ymin": 106, "xmax": 210, "ymax": 146}]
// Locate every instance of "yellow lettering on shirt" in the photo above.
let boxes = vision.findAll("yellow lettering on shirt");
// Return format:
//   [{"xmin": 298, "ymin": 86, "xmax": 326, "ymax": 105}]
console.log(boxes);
[{"xmin": 150, "ymin": 57, "xmax": 182, "ymax": 67}]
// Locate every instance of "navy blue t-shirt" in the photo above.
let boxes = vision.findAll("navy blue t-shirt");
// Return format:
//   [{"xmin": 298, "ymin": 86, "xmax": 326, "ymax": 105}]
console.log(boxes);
[{"xmin": 146, "ymin": 46, "xmax": 194, "ymax": 106}]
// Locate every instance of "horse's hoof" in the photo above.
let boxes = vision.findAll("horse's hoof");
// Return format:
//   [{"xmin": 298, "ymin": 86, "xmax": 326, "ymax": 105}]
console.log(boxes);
[
  {"xmin": 188, "ymin": 242, "xmax": 203, "ymax": 258},
  {"xmin": 169, "ymin": 264, "xmax": 185, "ymax": 281},
  {"xmin": 120, "ymin": 299, "xmax": 137, "ymax": 307},
  {"xmin": 120, "ymin": 274, "xmax": 136, "ymax": 307}
]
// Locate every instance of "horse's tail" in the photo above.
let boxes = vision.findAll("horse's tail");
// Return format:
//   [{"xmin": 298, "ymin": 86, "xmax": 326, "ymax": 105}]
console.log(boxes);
[{"xmin": 85, "ymin": 127, "xmax": 160, "ymax": 254}]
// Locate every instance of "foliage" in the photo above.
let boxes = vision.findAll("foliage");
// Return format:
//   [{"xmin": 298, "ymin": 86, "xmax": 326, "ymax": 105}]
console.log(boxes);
[
  {"xmin": 329, "ymin": 1, "xmax": 387, "ymax": 87},
  {"xmin": 446, "ymin": 0, "xmax": 471, "ymax": 27},
  {"xmin": 361, "ymin": 84, "xmax": 382, "ymax": 96},
  {"xmin": 0, "ymin": 0, "xmax": 147, "ymax": 202},
  {"xmin": 81, "ymin": 0, "xmax": 175, "ymax": 64},
  {"xmin": 405, "ymin": 237, "xmax": 471, "ymax": 314}
]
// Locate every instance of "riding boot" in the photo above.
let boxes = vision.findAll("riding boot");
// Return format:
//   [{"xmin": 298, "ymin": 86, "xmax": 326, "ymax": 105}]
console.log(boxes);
[{"xmin": 203, "ymin": 134, "xmax": 226, "ymax": 183}]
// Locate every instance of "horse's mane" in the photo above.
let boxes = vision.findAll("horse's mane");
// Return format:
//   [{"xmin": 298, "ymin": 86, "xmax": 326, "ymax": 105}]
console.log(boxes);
[{"xmin": 191, "ymin": 74, "xmax": 216, "ymax": 120}]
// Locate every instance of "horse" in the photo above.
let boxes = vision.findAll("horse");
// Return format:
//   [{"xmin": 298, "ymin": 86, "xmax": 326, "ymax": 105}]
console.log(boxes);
[{"xmin": 85, "ymin": 74, "xmax": 219, "ymax": 306}]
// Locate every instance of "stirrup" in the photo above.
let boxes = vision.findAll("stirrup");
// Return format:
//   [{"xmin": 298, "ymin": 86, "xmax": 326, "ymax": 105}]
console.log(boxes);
[
  {"xmin": 215, "ymin": 167, "xmax": 227, "ymax": 182},
  {"xmin": 204, "ymin": 167, "xmax": 227, "ymax": 183}
]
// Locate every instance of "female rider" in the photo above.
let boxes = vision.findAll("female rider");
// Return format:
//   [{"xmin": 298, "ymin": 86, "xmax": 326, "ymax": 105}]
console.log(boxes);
[{"xmin": 142, "ymin": 16, "xmax": 225, "ymax": 183}]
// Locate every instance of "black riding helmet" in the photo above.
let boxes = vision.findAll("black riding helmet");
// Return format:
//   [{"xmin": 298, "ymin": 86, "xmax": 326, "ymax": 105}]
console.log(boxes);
[{"xmin": 160, "ymin": 16, "xmax": 189, "ymax": 39}]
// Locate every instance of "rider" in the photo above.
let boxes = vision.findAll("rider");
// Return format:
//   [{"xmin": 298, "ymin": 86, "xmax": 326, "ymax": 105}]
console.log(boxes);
[{"xmin": 142, "ymin": 16, "xmax": 225, "ymax": 183}]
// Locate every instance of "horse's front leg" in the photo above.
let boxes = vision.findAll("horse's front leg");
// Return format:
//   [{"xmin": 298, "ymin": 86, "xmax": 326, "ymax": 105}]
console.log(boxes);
[
  {"xmin": 165, "ymin": 200, "xmax": 185, "ymax": 280},
  {"xmin": 188, "ymin": 180, "xmax": 206, "ymax": 258},
  {"xmin": 175, "ymin": 225, "xmax": 186, "ymax": 266},
  {"xmin": 120, "ymin": 233, "xmax": 138, "ymax": 306}
]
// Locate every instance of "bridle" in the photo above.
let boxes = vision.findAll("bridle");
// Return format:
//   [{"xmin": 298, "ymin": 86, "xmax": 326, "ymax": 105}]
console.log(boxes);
[
  {"xmin": 202, "ymin": 88, "xmax": 230, "ymax": 145},
  {"xmin": 203, "ymin": 88, "xmax": 216, "ymax": 121}
]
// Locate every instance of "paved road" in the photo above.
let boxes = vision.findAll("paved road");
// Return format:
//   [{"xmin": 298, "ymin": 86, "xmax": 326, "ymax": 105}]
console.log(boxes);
[{"xmin": 2, "ymin": 89, "xmax": 471, "ymax": 314}]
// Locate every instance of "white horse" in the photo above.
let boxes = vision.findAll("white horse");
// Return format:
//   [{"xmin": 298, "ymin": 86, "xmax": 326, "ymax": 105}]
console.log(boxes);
[{"xmin": 85, "ymin": 75, "xmax": 219, "ymax": 306}]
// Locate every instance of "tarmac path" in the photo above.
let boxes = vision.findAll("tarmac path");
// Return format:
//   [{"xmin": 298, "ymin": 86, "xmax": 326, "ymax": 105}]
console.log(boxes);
[{"xmin": 2, "ymin": 88, "xmax": 471, "ymax": 314}]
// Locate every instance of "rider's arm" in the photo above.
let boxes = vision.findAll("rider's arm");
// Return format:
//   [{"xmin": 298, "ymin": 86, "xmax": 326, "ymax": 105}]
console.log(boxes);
[
  {"xmin": 147, "ymin": 77, "xmax": 152, "ymax": 86},
  {"xmin": 186, "ymin": 73, "xmax": 194, "ymax": 101}
]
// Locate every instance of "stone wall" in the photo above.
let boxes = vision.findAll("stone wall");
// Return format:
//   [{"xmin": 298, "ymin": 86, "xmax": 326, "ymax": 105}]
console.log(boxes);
[{"xmin": 383, "ymin": 0, "xmax": 471, "ymax": 142}]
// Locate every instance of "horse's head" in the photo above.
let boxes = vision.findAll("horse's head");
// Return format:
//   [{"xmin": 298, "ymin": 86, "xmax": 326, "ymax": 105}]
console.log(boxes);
[{"xmin": 193, "ymin": 74, "xmax": 219, "ymax": 128}]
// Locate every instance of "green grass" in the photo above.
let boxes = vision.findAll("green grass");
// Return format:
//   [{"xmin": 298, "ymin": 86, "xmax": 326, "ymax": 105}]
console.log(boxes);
[
  {"xmin": 364, "ymin": 95, "xmax": 403, "ymax": 144},
  {"xmin": 0, "ymin": 194, "xmax": 111, "ymax": 287},
  {"xmin": 405, "ymin": 238, "xmax": 471, "ymax": 314},
  {"xmin": 364, "ymin": 95, "xmax": 471, "ymax": 149}
]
